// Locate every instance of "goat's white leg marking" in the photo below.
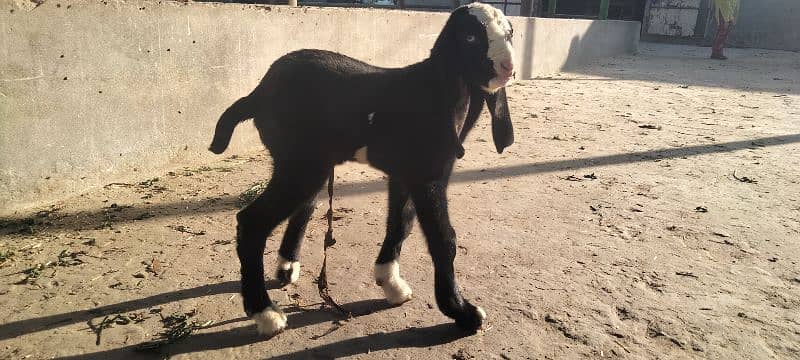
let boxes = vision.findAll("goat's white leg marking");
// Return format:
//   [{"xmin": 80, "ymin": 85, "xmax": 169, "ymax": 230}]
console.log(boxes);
[
  {"xmin": 252, "ymin": 304, "xmax": 287, "ymax": 337},
  {"xmin": 476, "ymin": 306, "xmax": 487, "ymax": 321},
  {"xmin": 276, "ymin": 255, "xmax": 301, "ymax": 284},
  {"xmin": 354, "ymin": 146, "xmax": 369, "ymax": 164},
  {"xmin": 374, "ymin": 261, "xmax": 413, "ymax": 305}
]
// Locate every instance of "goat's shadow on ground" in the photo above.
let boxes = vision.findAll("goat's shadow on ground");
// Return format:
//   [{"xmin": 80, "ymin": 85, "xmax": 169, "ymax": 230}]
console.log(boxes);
[
  {"xmin": 53, "ymin": 300, "xmax": 467, "ymax": 359},
  {"xmin": 4, "ymin": 133, "xmax": 799, "ymax": 236},
  {"xmin": 1, "ymin": 280, "xmax": 385, "ymax": 340},
  {"xmin": 0, "ymin": 278, "xmax": 466, "ymax": 359},
  {"xmin": 57, "ymin": 322, "xmax": 468, "ymax": 360},
  {"xmin": 0, "ymin": 281, "xmax": 238, "ymax": 342}
]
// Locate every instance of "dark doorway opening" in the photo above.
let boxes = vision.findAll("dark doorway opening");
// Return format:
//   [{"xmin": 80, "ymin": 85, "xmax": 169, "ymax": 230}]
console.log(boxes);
[{"xmin": 542, "ymin": 0, "xmax": 646, "ymax": 21}]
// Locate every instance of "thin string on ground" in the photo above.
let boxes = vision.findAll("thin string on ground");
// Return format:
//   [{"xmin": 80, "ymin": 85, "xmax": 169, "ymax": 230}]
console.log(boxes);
[{"xmin": 316, "ymin": 167, "xmax": 352, "ymax": 318}]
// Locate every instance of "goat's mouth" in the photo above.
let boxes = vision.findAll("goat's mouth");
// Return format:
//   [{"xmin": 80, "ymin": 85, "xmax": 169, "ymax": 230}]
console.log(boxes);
[{"xmin": 483, "ymin": 74, "xmax": 514, "ymax": 93}]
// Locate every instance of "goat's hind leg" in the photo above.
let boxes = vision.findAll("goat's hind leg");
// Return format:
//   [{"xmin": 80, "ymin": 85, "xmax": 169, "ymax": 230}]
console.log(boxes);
[
  {"xmin": 236, "ymin": 164, "xmax": 328, "ymax": 337},
  {"xmin": 410, "ymin": 180, "xmax": 486, "ymax": 332},
  {"xmin": 275, "ymin": 199, "xmax": 316, "ymax": 286},
  {"xmin": 375, "ymin": 179, "xmax": 415, "ymax": 305}
]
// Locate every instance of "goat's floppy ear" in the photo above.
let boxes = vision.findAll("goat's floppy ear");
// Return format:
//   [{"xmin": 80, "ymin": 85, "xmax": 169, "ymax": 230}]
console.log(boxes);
[
  {"xmin": 459, "ymin": 87, "xmax": 487, "ymax": 145},
  {"xmin": 431, "ymin": 7, "xmax": 466, "ymax": 58},
  {"xmin": 486, "ymin": 87, "xmax": 514, "ymax": 153}
]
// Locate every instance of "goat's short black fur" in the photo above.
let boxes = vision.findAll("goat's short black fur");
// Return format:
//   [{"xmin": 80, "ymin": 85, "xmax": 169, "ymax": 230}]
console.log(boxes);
[{"xmin": 209, "ymin": 3, "xmax": 516, "ymax": 336}]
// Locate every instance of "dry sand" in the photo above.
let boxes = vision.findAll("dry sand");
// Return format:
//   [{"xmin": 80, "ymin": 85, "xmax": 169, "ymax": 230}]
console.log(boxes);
[{"xmin": 1, "ymin": 43, "xmax": 799, "ymax": 359}]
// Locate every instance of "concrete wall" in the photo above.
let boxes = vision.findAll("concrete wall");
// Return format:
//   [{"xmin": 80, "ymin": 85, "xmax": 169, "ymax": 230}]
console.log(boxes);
[
  {"xmin": 0, "ymin": 0, "xmax": 639, "ymax": 215},
  {"xmin": 518, "ymin": 17, "xmax": 641, "ymax": 78},
  {"xmin": 724, "ymin": 0, "xmax": 800, "ymax": 52}
]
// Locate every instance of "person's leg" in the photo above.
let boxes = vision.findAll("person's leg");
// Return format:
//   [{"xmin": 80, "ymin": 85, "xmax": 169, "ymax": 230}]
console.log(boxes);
[{"xmin": 711, "ymin": 10, "xmax": 732, "ymax": 59}]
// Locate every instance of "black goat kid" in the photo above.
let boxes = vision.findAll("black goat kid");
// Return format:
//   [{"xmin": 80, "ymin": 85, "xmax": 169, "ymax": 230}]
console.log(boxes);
[{"xmin": 209, "ymin": 3, "xmax": 517, "ymax": 337}]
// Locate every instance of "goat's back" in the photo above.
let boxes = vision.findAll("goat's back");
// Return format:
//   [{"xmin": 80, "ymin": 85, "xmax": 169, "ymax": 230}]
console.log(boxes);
[{"xmin": 248, "ymin": 50, "xmax": 388, "ymax": 161}]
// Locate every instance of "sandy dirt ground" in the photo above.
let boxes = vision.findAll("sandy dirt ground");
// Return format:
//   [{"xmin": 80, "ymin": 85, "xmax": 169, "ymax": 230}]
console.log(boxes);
[{"xmin": 1, "ymin": 43, "xmax": 799, "ymax": 359}]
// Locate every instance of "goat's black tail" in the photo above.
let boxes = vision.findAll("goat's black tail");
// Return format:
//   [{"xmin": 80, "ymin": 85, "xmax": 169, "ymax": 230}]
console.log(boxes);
[{"xmin": 208, "ymin": 96, "xmax": 255, "ymax": 154}]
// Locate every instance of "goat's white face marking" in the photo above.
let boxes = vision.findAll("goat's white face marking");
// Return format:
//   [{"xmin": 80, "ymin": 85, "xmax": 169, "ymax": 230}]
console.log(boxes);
[{"xmin": 467, "ymin": 3, "xmax": 515, "ymax": 93}]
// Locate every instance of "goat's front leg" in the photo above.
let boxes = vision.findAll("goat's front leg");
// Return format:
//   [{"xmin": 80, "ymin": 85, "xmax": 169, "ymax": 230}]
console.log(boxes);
[
  {"xmin": 375, "ymin": 178, "xmax": 416, "ymax": 305},
  {"xmin": 409, "ymin": 179, "xmax": 486, "ymax": 332}
]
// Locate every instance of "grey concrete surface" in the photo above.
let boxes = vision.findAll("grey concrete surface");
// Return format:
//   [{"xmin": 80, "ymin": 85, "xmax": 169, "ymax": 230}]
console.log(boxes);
[
  {"xmin": 726, "ymin": 0, "xmax": 800, "ymax": 52},
  {"xmin": 518, "ymin": 17, "xmax": 641, "ymax": 78},
  {"xmin": 0, "ymin": 0, "xmax": 639, "ymax": 215}
]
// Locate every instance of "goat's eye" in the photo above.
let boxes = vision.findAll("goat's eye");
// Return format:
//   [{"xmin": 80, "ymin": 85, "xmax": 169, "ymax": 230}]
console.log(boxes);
[{"xmin": 465, "ymin": 35, "xmax": 476, "ymax": 43}]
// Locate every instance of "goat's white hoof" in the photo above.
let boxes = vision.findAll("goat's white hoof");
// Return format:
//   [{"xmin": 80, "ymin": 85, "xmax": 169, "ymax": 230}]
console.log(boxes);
[
  {"xmin": 383, "ymin": 278, "xmax": 413, "ymax": 305},
  {"xmin": 476, "ymin": 306, "xmax": 487, "ymax": 321},
  {"xmin": 374, "ymin": 261, "xmax": 413, "ymax": 305},
  {"xmin": 252, "ymin": 305, "xmax": 287, "ymax": 337},
  {"xmin": 276, "ymin": 255, "xmax": 301, "ymax": 285}
]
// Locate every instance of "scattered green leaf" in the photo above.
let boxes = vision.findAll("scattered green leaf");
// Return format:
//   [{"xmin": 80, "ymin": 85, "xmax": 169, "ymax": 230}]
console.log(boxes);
[
  {"xmin": 135, "ymin": 309, "xmax": 213, "ymax": 352},
  {"xmin": 0, "ymin": 250, "xmax": 14, "ymax": 264},
  {"xmin": 239, "ymin": 180, "xmax": 269, "ymax": 208}
]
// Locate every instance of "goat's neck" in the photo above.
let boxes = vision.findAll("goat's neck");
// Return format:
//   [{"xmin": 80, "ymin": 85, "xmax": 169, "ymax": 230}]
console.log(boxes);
[{"xmin": 356, "ymin": 57, "xmax": 466, "ymax": 114}]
